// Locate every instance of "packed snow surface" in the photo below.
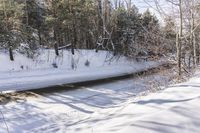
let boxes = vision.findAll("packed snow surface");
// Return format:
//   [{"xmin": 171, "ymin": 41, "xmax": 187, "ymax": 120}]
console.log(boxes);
[{"xmin": 0, "ymin": 49, "xmax": 163, "ymax": 92}]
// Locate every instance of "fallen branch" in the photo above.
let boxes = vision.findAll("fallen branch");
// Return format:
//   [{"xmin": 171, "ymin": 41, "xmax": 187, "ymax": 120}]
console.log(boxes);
[{"xmin": 58, "ymin": 44, "xmax": 72, "ymax": 50}]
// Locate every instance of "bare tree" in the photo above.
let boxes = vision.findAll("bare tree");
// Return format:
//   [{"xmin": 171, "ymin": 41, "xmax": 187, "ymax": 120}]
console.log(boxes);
[{"xmin": 142, "ymin": 0, "xmax": 197, "ymax": 76}]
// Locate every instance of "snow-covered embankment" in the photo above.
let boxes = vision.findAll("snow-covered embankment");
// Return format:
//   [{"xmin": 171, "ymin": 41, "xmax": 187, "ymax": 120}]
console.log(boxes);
[{"xmin": 0, "ymin": 49, "xmax": 166, "ymax": 92}]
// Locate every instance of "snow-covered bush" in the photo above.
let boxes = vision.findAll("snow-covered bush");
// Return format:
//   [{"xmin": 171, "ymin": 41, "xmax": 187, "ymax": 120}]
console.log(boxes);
[
  {"xmin": 17, "ymin": 43, "xmax": 40, "ymax": 59},
  {"xmin": 52, "ymin": 62, "xmax": 58, "ymax": 68},
  {"xmin": 84, "ymin": 59, "xmax": 90, "ymax": 67}
]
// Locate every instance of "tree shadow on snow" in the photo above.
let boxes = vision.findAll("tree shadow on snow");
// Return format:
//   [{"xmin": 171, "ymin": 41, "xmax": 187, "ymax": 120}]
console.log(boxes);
[{"xmin": 136, "ymin": 97, "xmax": 198, "ymax": 105}]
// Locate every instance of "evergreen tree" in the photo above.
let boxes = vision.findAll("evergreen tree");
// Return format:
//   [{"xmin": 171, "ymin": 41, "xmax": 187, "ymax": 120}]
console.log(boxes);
[{"xmin": 0, "ymin": 0, "xmax": 24, "ymax": 60}]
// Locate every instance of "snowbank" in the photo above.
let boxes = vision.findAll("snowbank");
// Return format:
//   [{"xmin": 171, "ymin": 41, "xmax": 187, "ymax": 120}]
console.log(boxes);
[
  {"xmin": 0, "ymin": 49, "xmax": 164, "ymax": 92},
  {"xmin": 0, "ymin": 49, "xmax": 130, "ymax": 72}
]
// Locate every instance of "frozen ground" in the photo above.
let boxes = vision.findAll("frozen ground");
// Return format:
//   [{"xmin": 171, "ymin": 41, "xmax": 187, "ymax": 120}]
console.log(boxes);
[
  {"xmin": 0, "ymin": 66, "xmax": 178, "ymax": 133},
  {"xmin": 0, "ymin": 49, "xmax": 164, "ymax": 92}
]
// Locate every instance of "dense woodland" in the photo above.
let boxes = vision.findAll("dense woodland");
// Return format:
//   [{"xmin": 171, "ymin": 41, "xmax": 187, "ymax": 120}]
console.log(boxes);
[{"xmin": 0, "ymin": 0, "xmax": 200, "ymax": 76}]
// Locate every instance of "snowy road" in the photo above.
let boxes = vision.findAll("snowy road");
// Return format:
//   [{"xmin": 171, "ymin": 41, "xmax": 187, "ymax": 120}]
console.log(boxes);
[{"xmin": 0, "ymin": 66, "xmax": 175, "ymax": 133}]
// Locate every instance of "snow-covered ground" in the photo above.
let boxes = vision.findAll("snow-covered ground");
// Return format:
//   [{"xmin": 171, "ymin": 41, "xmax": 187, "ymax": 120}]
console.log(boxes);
[
  {"xmin": 0, "ymin": 66, "xmax": 200, "ymax": 133},
  {"xmin": 0, "ymin": 66, "xmax": 176, "ymax": 133},
  {"xmin": 0, "ymin": 49, "xmax": 164, "ymax": 92}
]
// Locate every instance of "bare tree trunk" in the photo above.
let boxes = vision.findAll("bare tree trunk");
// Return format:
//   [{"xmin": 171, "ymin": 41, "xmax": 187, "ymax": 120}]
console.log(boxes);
[
  {"xmin": 103, "ymin": 0, "xmax": 110, "ymax": 37},
  {"xmin": 72, "ymin": 20, "xmax": 76, "ymax": 55},
  {"xmin": 53, "ymin": 26, "xmax": 59, "ymax": 56},
  {"xmin": 3, "ymin": 0, "xmax": 14, "ymax": 61},
  {"xmin": 52, "ymin": 0, "xmax": 59, "ymax": 56},
  {"xmin": 191, "ymin": 1, "xmax": 197, "ymax": 67},
  {"xmin": 176, "ymin": 33, "xmax": 181, "ymax": 75},
  {"xmin": 54, "ymin": 42, "xmax": 59, "ymax": 56},
  {"xmin": 189, "ymin": 54, "xmax": 191, "ymax": 70},
  {"xmin": 97, "ymin": 0, "xmax": 103, "ymax": 33},
  {"xmin": 38, "ymin": 29, "xmax": 42, "ymax": 45},
  {"xmin": 193, "ymin": 32, "xmax": 197, "ymax": 67},
  {"xmin": 178, "ymin": 0, "xmax": 183, "ymax": 77},
  {"xmin": 103, "ymin": 0, "xmax": 109, "ymax": 25},
  {"xmin": 197, "ymin": 41, "xmax": 200, "ymax": 64},
  {"xmin": 25, "ymin": 0, "xmax": 29, "ymax": 25},
  {"xmin": 9, "ymin": 46, "xmax": 14, "ymax": 61}
]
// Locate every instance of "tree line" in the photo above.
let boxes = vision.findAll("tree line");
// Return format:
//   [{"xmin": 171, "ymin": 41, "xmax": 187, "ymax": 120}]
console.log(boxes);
[{"xmin": 0, "ymin": 0, "xmax": 171, "ymax": 58}]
